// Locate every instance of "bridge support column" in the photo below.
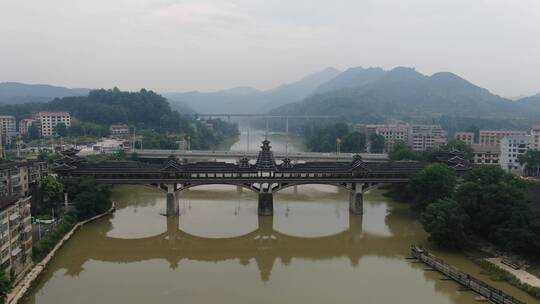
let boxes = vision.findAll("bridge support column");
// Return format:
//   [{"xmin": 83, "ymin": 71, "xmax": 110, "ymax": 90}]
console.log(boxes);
[
  {"xmin": 166, "ymin": 184, "xmax": 179, "ymax": 216},
  {"xmin": 237, "ymin": 186, "xmax": 243, "ymax": 194},
  {"xmin": 258, "ymin": 192, "xmax": 274, "ymax": 216},
  {"xmin": 349, "ymin": 183, "xmax": 363, "ymax": 215},
  {"xmin": 293, "ymin": 185, "xmax": 298, "ymax": 194}
]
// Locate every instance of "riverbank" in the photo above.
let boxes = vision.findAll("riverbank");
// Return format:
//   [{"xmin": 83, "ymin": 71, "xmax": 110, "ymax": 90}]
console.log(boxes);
[
  {"xmin": 476, "ymin": 258, "xmax": 540, "ymax": 300},
  {"xmin": 7, "ymin": 206, "xmax": 116, "ymax": 304}
]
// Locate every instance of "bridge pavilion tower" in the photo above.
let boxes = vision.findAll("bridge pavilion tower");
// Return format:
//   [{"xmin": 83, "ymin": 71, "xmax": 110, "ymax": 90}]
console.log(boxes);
[{"xmin": 256, "ymin": 140, "xmax": 277, "ymax": 216}]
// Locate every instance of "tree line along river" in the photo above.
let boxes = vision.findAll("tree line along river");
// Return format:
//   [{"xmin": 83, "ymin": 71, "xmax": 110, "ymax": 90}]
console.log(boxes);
[{"xmin": 23, "ymin": 130, "xmax": 540, "ymax": 304}]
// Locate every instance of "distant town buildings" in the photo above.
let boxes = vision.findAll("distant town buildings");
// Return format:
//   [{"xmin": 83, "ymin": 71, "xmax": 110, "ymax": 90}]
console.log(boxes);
[
  {"xmin": 355, "ymin": 123, "xmax": 447, "ymax": 152},
  {"xmin": 109, "ymin": 124, "xmax": 129, "ymax": 137},
  {"xmin": 410, "ymin": 125, "xmax": 447, "ymax": 152},
  {"xmin": 454, "ymin": 132, "xmax": 475, "ymax": 146},
  {"xmin": 499, "ymin": 135, "xmax": 530, "ymax": 174},
  {"xmin": 31, "ymin": 112, "xmax": 71, "ymax": 137},
  {"xmin": 478, "ymin": 130, "xmax": 527, "ymax": 146}
]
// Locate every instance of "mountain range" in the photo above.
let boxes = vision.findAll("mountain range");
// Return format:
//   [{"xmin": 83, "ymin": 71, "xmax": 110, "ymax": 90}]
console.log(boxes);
[
  {"xmin": 0, "ymin": 82, "xmax": 90, "ymax": 104},
  {"xmin": 271, "ymin": 67, "xmax": 540, "ymax": 122},
  {"xmin": 2, "ymin": 69, "xmax": 540, "ymax": 123},
  {"xmin": 164, "ymin": 67, "xmax": 340, "ymax": 114}
]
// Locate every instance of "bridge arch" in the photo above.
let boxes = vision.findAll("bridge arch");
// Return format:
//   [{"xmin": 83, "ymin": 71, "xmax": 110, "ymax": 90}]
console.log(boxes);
[
  {"xmin": 178, "ymin": 183, "xmax": 260, "ymax": 194},
  {"xmin": 270, "ymin": 182, "xmax": 353, "ymax": 193}
]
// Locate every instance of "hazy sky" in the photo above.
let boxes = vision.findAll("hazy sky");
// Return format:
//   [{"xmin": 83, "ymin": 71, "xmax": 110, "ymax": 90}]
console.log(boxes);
[{"xmin": 1, "ymin": 0, "xmax": 539, "ymax": 97}]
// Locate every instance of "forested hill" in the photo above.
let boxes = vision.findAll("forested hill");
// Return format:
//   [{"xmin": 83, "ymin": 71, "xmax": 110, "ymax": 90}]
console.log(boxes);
[
  {"xmin": 48, "ymin": 88, "xmax": 183, "ymax": 131},
  {"xmin": 271, "ymin": 67, "xmax": 532, "ymax": 122},
  {"xmin": 0, "ymin": 88, "xmax": 239, "ymax": 149}
]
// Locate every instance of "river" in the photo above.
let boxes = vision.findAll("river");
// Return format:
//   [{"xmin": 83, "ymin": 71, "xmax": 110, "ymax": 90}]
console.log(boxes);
[{"xmin": 23, "ymin": 130, "xmax": 540, "ymax": 303}]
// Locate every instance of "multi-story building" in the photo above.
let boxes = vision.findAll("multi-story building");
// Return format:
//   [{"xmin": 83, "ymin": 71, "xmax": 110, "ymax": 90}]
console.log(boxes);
[
  {"xmin": 376, "ymin": 125, "xmax": 410, "ymax": 152},
  {"xmin": 530, "ymin": 125, "xmax": 540, "ymax": 151},
  {"xmin": 455, "ymin": 132, "xmax": 475, "ymax": 145},
  {"xmin": 0, "ymin": 159, "xmax": 48, "ymax": 281},
  {"xmin": 0, "ymin": 195, "xmax": 32, "ymax": 281},
  {"xmin": 0, "ymin": 116, "xmax": 17, "ymax": 146},
  {"xmin": 471, "ymin": 144, "xmax": 500, "ymax": 165},
  {"xmin": 31, "ymin": 112, "xmax": 71, "ymax": 137},
  {"xmin": 499, "ymin": 135, "xmax": 530, "ymax": 175},
  {"xmin": 0, "ymin": 160, "xmax": 49, "ymax": 198},
  {"xmin": 18, "ymin": 119, "xmax": 36, "ymax": 137},
  {"xmin": 355, "ymin": 124, "xmax": 410, "ymax": 152},
  {"xmin": 109, "ymin": 124, "xmax": 130, "ymax": 137},
  {"xmin": 410, "ymin": 125, "xmax": 447, "ymax": 151},
  {"xmin": 479, "ymin": 130, "xmax": 527, "ymax": 146}
]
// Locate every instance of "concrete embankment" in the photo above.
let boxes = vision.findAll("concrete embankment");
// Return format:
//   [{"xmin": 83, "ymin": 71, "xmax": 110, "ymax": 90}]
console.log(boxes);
[{"xmin": 7, "ymin": 207, "xmax": 116, "ymax": 304}]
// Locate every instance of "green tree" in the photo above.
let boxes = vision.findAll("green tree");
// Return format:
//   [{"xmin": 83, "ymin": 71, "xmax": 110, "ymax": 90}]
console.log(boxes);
[
  {"xmin": 72, "ymin": 177, "xmax": 112, "ymax": 220},
  {"xmin": 55, "ymin": 122, "xmax": 68, "ymax": 137},
  {"xmin": 0, "ymin": 270, "xmax": 10, "ymax": 304},
  {"xmin": 455, "ymin": 166, "xmax": 528, "ymax": 239},
  {"xmin": 28, "ymin": 124, "xmax": 41, "ymax": 140},
  {"xmin": 42, "ymin": 176, "xmax": 64, "ymax": 201},
  {"xmin": 518, "ymin": 150, "xmax": 540, "ymax": 176},
  {"xmin": 304, "ymin": 123, "xmax": 350, "ymax": 152},
  {"xmin": 389, "ymin": 142, "xmax": 418, "ymax": 161},
  {"xmin": 422, "ymin": 198, "xmax": 471, "ymax": 249},
  {"xmin": 408, "ymin": 163, "xmax": 457, "ymax": 210},
  {"xmin": 369, "ymin": 133, "xmax": 385, "ymax": 153},
  {"xmin": 340, "ymin": 132, "xmax": 366, "ymax": 153}
]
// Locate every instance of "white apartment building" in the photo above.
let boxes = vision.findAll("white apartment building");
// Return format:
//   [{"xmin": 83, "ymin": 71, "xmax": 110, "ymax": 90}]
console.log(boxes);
[
  {"xmin": 530, "ymin": 125, "xmax": 540, "ymax": 150},
  {"xmin": 375, "ymin": 124, "xmax": 410, "ymax": 152},
  {"xmin": 471, "ymin": 144, "xmax": 500, "ymax": 165},
  {"xmin": 455, "ymin": 132, "xmax": 475, "ymax": 145},
  {"xmin": 0, "ymin": 196, "xmax": 32, "ymax": 281},
  {"xmin": 479, "ymin": 130, "xmax": 527, "ymax": 146},
  {"xmin": 499, "ymin": 135, "xmax": 530, "ymax": 175},
  {"xmin": 0, "ymin": 116, "xmax": 17, "ymax": 146},
  {"xmin": 18, "ymin": 119, "xmax": 35, "ymax": 137},
  {"xmin": 31, "ymin": 112, "xmax": 71, "ymax": 137},
  {"xmin": 410, "ymin": 125, "xmax": 447, "ymax": 151}
]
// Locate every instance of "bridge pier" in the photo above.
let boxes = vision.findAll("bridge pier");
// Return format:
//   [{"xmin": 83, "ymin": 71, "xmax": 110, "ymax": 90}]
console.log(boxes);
[
  {"xmin": 166, "ymin": 183, "xmax": 179, "ymax": 216},
  {"xmin": 258, "ymin": 192, "xmax": 274, "ymax": 216},
  {"xmin": 349, "ymin": 183, "xmax": 363, "ymax": 215}
]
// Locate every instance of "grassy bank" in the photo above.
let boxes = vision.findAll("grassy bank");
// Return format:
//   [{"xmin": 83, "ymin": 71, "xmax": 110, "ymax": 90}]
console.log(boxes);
[{"xmin": 477, "ymin": 259, "xmax": 540, "ymax": 300}]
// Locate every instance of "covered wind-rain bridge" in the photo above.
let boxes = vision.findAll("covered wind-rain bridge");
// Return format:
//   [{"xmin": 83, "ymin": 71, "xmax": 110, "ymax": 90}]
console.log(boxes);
[{"xmin": 55, "ymin": 140, "xmax": 426, "ymax": 216}]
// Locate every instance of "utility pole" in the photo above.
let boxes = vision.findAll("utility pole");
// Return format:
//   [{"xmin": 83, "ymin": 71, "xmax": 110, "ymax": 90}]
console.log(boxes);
[
  {"xmin": 132, "ymin": 126, "xmax": 136, "ymax": 150},
  {"xmin": 247, "ymin": 127, "xmax": 250, "ymax": 152},
  {"xmin": 265, "ymin": 117, "xmax": 269, "ymax": 140},
  {"xmin": 285, "ymin": 116, "xmax": 289, "ymax": 155},
  {"xmin": 16, "ymin": 134, "xmax": 21, "ymax": 158}
]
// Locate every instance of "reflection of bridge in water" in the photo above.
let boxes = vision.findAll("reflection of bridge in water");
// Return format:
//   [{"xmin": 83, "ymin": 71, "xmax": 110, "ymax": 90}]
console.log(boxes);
[{"xmin": 63, "ymin": 209, "xmax": 419, "ymax": 282}]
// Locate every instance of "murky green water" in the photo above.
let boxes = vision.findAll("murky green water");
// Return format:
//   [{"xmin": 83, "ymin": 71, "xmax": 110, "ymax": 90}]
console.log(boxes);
[{"xmin": 23, "ymin": 131, "xmax": 540, "ymax": 304}]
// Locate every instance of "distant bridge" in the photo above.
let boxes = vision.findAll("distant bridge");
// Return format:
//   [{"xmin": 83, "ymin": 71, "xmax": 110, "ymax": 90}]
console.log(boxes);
[
  {"xmin": 128, "ymin": 149, "xmax": 389, "ymax": 162},
  {"xmin": 198, "ymin": 114, "xmax": 338, "ymax": 119}
]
